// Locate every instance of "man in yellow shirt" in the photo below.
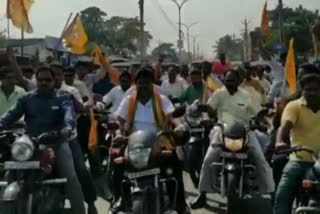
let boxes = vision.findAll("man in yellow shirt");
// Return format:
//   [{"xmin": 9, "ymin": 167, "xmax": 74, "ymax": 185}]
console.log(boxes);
[{"xmin": 274, "ymin": 69, "xmax": 320, "ymax": 214}]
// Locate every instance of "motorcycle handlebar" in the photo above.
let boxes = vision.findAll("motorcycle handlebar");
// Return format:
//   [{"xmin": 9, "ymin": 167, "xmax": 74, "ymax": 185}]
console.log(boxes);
[{"xmin": 276, "ymin": 146, "xmax": 314, "ymax": 155}]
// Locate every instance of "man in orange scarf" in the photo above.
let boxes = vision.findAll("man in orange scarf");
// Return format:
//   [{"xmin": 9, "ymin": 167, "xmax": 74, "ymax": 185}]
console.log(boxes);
[{"xmin": 114, "ymin": 67, "xmax": 190, "ymax": 214}]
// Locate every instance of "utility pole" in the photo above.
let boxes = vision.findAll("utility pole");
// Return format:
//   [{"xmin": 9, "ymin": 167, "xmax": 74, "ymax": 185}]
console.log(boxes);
[
  {"xmin": 139, "ymin": 0, "xmax": 145, "ymax": 62},
  {"xmin": 278, "ymin": 0, "xmax": 283, "ymax": 43},
  {"xmin": 191, "ymin": 35, "xmax": 198, "ymax": 58},
  {"xmin": 242, "ymin": 18, "xmax": 250, "ymax": 61},
  {"xmin": 181, "ymin": 22, "xmax": 198, "ymax": 62},
  {"xmin": 169, "ymin": 0, "xmax": 191, "ymax": 61}
]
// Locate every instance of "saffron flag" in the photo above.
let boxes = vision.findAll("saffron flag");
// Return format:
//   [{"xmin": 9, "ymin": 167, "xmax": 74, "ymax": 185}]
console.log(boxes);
[
  {"xmin": 285, "ymin": 38, "xmax": 296, "ymax": 94},
  {"xmin": 63, "ymin": 14, "xmax": 88, "ymax": 54},
  {"xmin": 206, "ymin": 74, "xmax": 224, "ymax": 92},
  {"xmin": 92, "ymin": 44, "xmax": 120, "ymax": 85},
  {"xmin": 7, "ymin": 0, "xmax": 34, "ymax": 33},
  {"xmin": 88, "ymin": 109, "xmax": 98, "ymax": 153},
  {"xmin": 261, "ymin": 2, "xmax": 270, "ymax": 38}
]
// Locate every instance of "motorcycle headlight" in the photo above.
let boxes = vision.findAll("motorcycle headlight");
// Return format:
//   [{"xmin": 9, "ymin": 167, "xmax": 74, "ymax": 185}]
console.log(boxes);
[
  {"xmin": 128, "ymin": 148, "xmax": 152, "ymax": 170},
  {"xmin": 11, "ymin": 137, "xmax": 34, "ymax": 162},
  {"xmin": 224, "ymin": 137, "xmax": 244, "ymax": 152}
]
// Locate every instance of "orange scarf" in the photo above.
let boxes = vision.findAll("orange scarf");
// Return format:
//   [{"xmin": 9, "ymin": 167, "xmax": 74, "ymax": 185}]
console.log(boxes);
[{"xmin": 126, "ymin": 88, "xmax": 165, "ymax": 134}]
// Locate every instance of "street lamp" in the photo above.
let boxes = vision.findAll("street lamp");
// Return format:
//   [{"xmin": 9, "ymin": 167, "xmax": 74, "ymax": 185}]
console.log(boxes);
[
  {"xmin": 169, "ymin": 0, "xmax": 191, "ymax": 58},
  {"xmin": 191, "ymin": 35, "xmax": 198, "ymax": 58},
  {"xmin": 181, "ymin": 22, "xmax": 198, "ymax": 61}
]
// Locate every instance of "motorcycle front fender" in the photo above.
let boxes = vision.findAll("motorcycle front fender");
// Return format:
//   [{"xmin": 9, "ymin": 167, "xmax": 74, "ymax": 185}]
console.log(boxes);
[{"xmin": 1, "ymin": 182, "xmax": 21, "ymax": 201}]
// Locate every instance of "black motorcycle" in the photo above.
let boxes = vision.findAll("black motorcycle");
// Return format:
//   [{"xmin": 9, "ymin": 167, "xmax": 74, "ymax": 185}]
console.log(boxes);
[
  {"xmin": 0, "ymin": 131, "xmax": 67, "ymax": 214},
  {"xmin": 110, "ymin": 108, "xmax": 186, "ymax": 214},
  {"xmin": 211, "ymin": 122, "xmax": 257, "ymax": 214},
  {"xmin": 182, "ymin": 100, "xmax": 213, "ymax": 188}
]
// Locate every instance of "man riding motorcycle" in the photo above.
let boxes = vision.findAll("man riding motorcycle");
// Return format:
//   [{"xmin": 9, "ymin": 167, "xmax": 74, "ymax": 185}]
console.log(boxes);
[
  {"xmin": 274, "ymin": 69, "xmax": 320, "ymax": 214},
  {"xmin": 114, "ymin": 67, "xmax": 190, "ymax": 214},
  {"xmin": 191, "ymin": 69, "xmax": 274, "ymax": 209},
  {"xmin": 0, "ymin": 67, "xmax": 86, "ymax": 214}
]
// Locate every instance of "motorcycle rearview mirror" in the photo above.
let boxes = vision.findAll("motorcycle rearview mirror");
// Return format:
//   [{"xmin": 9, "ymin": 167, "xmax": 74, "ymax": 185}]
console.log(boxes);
[{"xmin": 171, "ymin": 106, "xmax": 186, "ymax": 118}]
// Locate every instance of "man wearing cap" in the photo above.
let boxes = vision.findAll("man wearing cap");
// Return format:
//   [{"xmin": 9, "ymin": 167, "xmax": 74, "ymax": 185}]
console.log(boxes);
[
  {"xmin": 274, "ymin": 68, "xmax": 320, "ymax": 214},
  {"xmin": 115, "ymin": 67, "xmax": 190, "ymax": 214},
  {"xmin": 103, "ymin": 71, "xmax": 131, "ymax": 113},
  {"xmin": 179, "ymin": 68, "xmax": 205, "ymax": 104}
]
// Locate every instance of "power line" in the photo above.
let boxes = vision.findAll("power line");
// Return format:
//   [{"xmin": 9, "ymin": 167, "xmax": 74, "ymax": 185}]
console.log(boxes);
[{"xmin": 152, "ymin": 0, "xmax": 178, "ymax": 32}]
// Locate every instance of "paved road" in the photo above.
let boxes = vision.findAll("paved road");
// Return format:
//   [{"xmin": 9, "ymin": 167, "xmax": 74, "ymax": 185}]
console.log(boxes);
[{"xmin": 93, "ymin": 172, "xmax": 227, "ymax": 214}]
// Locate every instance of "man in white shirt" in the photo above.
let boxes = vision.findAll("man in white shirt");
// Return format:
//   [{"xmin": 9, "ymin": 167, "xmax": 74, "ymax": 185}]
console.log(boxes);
[
  {"xmin": 161, "ymin": 67, "xmax": 188, "ymax": 99},
  {"xmin": 115, "ymin": 67, "xmax": 189, "ymax": 214},
  {"xmin": 191, "ymin": 69, "xmax": 274, "ymax": 209},
  {"xmin": 116, "ymin": 69, "xmax": 174, "ymax": 133},
  {"xmin": 103, "ymin": 71, "xmax": 131, "ymax": 113},
  {"xmin": 64, "ymin": 67, "xmax": 93, "ymax": 106}
]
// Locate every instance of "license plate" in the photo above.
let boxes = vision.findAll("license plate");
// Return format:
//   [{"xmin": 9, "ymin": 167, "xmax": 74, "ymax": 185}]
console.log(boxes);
[
  {"xmin": 221, "ymin": 152, "xmax": 247, "ymax": 160},
  {"xmin": 4, "ymin": 161, "xmax": 40, "ymax": 170},
  {"xmin": 128, "ymin": 168, "xmax": 160, "ymax": 179},
  {"xmin": 190, "ymin": 128, "xmax": 205, "ymax": 133}
]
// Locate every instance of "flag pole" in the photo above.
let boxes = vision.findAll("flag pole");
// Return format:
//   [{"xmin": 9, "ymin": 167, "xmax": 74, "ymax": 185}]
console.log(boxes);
[{"xmin": 55, "ymin": 12, "xmax": 74, "ymax": 52}]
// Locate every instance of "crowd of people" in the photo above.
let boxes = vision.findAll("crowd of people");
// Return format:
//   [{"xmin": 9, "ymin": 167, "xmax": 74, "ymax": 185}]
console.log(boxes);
[{"xmin": 1, "ymin": 45, "xmax": 320, "ymax": 214}]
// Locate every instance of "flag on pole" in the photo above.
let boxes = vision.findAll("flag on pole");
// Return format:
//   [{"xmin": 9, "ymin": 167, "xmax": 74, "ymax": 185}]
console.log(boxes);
[
  {"xmin": 92, "ymin": 44, "xmax": 110, "ymax": 65},
  {"xmin": 63, "ymin": 14, "xmax": 88, "ymax": 54},
  {"xmin": 285, "ymin": 38, "xmax": 296, "ymax": 94},
  {"xmin": 7, "ymin": 0, "xmax": 34, "ymax": 33},
  {"xmin": 261, "ymin": 1, "xmax": 270, "ymax": 38}
]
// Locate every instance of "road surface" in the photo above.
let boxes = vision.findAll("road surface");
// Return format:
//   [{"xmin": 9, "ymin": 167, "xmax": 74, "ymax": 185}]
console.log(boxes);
[{"xmin": 94, "ymin": 172, "xmax": 226, "ymax": 214}]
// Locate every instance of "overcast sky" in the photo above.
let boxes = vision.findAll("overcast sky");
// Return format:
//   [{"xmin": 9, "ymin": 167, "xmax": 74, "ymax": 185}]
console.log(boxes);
[{"xmin": 0, "ymin": 0, "xmax": 319, "ymax": 58}]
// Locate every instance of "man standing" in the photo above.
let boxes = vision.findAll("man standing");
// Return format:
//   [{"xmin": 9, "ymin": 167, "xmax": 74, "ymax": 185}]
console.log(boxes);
[
  {"xmin": 161, "ymin": 67, "xmax": 187, "ymax": 99},
  {"xmin": 0, "ymin": 67, "xmax": 85, "ymax": 214},
  {"xmin": 274, "ymin": 71, "xmax": 320, "ymax": 214},
  {"xmin": 51, "ymin": 64, "xmax": 98, "ymax": 214},
  {"xmin": 0, "ymin": 66, "xmax": 26, "ymax": 117},
  {"xmin": 103, "ymin": 71, "xmax": 131, "ymax": 113}
]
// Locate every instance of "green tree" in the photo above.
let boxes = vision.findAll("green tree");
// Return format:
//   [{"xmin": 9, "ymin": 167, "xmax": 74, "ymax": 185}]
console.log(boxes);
[
  {"xmin": 80, "ymin": 7, "xmax": 109, "ymax": 46},
  {"xmin": 213, "ymin": 35, "xmax": 242, "ymax": 60},
  {"xmin": 267, "ymin": 5, "xmax": 319, "ymax": 56},
  {"xmin": 104, "ymin": 16, "xmax": 152, "ymax": 56},
  {"xmin": 80, "ymin": 7, "xmax": 153, "ymax": 57},
  {"xmin": 151, "ymin": 43, "xmax": 178, "ymax": 62}
]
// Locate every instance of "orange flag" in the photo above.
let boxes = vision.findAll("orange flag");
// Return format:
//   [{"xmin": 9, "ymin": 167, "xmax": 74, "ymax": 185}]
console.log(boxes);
[
  {"xmin": 63, "ymin": 14, "xmax": 88, "ymax": 54},
  {"xmin": 92, "ymin": 44, "xmax": 120, "ymax": 85},
  {"xmin": 88, "ymin": 109, "xmax": 98, "ymax": 153},
  {"xmin": 285, "ymin": 38, "xmax": 296, "ymax": 94},
  {"xmin": 261, "ymin": 2, "xmax": 270, "ymax": 38},
  {"xmin": 7, "ymin": 0, "xmax": 34, "ymax": 33}
]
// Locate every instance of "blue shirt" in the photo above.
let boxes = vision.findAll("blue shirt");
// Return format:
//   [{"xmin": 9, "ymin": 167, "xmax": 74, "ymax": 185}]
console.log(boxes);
[{"xmin": 0, "ymin": 89, "xmax": 76, "ymax": 138}]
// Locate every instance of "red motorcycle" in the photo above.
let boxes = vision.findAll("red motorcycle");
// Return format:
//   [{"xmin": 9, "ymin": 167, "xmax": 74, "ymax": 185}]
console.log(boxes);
[{"xmin": 0, "ymin": 130, "xmax": 67, "ymax": 214}]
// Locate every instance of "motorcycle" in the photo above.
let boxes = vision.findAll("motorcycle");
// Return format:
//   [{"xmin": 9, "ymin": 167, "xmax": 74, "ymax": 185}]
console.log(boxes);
[
  {"xmin": 182, "ymin": 100, "xmax": 214, "ymax": 188},
  {"xmin": 110, "ymin": 107, "xmax": 186, "ymax": 214},
  {"xmin": 276, "ymin": 146, "xmax": 320, "ymax": 214},
  {"xmin": 211, "ymin": 114, "xmax": 269, "ymax": 214},
  {"xmin": 0, "ymin": 130, "xmax": 67, "ymax": 214}
]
